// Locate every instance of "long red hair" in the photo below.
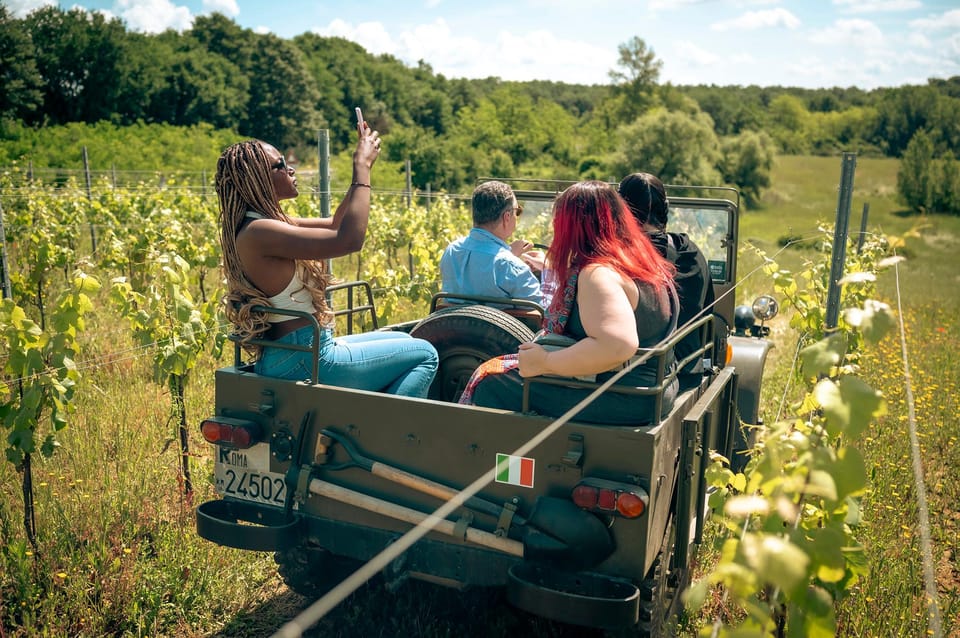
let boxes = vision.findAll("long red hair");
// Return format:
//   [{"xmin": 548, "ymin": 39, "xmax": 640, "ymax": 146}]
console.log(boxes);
[{"xmin": 547, "ymin": 181, "xmax": 675, "ymax": 316}]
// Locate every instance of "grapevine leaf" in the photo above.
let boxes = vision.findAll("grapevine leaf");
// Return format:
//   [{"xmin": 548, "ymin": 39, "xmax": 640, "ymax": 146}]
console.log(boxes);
[
  {"xmin": 843, "ymin": 300, "xmax": 895, "ymax": 343},
  {"xmin": 815, "ymin": 378, "xmax": 885, "ymax": 438},
  {"xmin": 808, "ymin": 527, "xmax": 847, "ymax": 583},
  {"xmin": 683, "ymin": 578, "xmax": 708, "ymax": 612},
  {"xmin": 740, "ymin": 533, "xmax": 809, "ymax": 593},
  {"xmin": 725, "ymin": 495, "xmax": 770, "ymax": 518},
  {"xmin": 800, "ymin": 334, "xmax": 846, "ymax": 378},
  {"xmin": 838, "ymin": 271, "xmax": 875, "ymax": 285},
  {"xmin": 805, "ymin": 469, "xmax": 838, "ymax": 500},
  {"xmin": 833, "ymin": 446, "xmax": 867, "ymax": 501},
  {"xmin": 876, "ymin": 255, "xmax": 906, "ymax": 269},
  {"xmin": 844, "ymin": 496, "xmax": 862, "ymax": 526},
  {"xmin": 787, "ymin": 587, "xmax": 836, "ymax": 638},
  {"xmin": 839, "ymin": 377, "xmax": 886, "ymax": 438}
]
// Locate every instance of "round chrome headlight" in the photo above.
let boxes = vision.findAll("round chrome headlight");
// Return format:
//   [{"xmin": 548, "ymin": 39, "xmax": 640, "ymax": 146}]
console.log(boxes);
[{"xmin": 751, "ymin": 295, "xmax": 779, "ymax": 321}]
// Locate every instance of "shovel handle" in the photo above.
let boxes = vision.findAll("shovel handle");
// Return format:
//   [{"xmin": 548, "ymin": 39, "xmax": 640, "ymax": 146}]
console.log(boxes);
[
  {"xmin": 323, "ymin": 428, "xmax": 527, "ymax": 526},
  {"xmin": 309, "ymin": 478, "xmax": 524, "ymax": 557},
  {"xmin": 370, "ymin": 461, "xmax": 527, "ymax": 526}
]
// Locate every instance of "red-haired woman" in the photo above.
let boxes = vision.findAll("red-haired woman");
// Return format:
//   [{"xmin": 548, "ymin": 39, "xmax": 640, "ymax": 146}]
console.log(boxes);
[{"xmin": 468, "ymin": 180, "xmax": 679, "ymax": 424}]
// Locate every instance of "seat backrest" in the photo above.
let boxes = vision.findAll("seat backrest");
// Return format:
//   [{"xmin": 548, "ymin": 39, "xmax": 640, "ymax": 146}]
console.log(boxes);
[{"xmin": 521, "ymin": 314, "xmax": 715, "ymax": 420}]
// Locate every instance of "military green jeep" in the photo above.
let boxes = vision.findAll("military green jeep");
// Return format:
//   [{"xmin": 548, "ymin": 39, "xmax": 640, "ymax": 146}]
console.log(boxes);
[{"xmin": 195, "ymin": 181, "xmax": 777, "ymax": 637}]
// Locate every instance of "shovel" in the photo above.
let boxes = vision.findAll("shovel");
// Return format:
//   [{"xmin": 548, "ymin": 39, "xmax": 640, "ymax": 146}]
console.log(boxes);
[{"xmin": 316, "ymin": 427, "xmax": 613, "ymax": 567}]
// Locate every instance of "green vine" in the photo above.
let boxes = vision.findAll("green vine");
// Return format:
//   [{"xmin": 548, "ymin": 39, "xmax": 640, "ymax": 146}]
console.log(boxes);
[
  {"xmin": 0, "ymin": 271, "xmax": 101, "ymax": 544},
  {"xmin": 686, "ymin": 228, "xmax": 899, "ymax": 636},
  {"xmin": 110, "ymin": 252, "xmax": 224, "ymax": 498}
]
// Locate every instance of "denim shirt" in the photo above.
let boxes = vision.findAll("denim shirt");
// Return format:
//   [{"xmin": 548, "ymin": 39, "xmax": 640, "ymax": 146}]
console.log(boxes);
[{"xmin": 439, "ymin": 227, "xmax": 543, "ymax": 306}]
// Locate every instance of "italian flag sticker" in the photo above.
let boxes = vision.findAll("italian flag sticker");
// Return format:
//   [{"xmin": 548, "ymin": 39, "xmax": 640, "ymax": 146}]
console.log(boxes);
[{"xmin": 495, "ymin": 453, "xmax": 535, "ymax": 488}]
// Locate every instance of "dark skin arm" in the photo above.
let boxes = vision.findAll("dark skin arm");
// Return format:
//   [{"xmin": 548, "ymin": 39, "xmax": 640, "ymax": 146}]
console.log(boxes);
[{"xmin": 235, "ymin": 126, "xmax": 380, "ymax": 296}]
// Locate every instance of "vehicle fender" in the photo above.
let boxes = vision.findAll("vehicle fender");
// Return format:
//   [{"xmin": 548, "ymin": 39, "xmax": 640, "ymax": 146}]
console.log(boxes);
[{"xmin": 727, "ymin": 335, "xmax": 775, "ymax": 426}]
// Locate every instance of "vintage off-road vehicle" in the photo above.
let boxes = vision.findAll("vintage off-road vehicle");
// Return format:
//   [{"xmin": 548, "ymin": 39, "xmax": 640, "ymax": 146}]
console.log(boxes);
[{"xmin": 195, "ymin": 181, "xmax": 777, "ymax": 636}]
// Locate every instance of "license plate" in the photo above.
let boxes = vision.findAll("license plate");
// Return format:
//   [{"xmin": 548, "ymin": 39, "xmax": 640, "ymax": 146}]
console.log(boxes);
[{"xmin": 214, "ymin": 443, "xmax": 286, "ymax": 506}]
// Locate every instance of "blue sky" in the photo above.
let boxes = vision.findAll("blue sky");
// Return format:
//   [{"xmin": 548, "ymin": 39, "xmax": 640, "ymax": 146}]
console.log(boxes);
[{"xmin": 8, "ymin": 0, "xmax": 959, "ymax": 89}]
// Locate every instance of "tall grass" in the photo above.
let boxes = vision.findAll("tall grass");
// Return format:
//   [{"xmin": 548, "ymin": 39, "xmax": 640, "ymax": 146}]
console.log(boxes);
[{"xmin": 1, "ymin": 155, "xmax": 958, "ymax": 636}]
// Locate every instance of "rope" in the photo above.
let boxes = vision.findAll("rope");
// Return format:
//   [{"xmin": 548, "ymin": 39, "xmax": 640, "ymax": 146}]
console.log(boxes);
[{"xmin": 892, "ymin": 255, "xmax": 943, "ymax": 638}]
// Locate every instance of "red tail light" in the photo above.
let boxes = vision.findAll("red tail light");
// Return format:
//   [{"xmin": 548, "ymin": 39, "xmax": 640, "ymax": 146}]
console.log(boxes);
[
  {"xmin": 571, "ymin": 479, "xmax": 648, "ymax": 519},
  {"xmin": 199, "ymin": 417, "xmax": 261, "ymax": 449}
]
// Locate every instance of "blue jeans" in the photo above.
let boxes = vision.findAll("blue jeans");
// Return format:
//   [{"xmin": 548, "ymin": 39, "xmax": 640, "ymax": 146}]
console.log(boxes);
[{"xmin": 255, "ymin": 326, "xmax": 438, "ymax": 398}]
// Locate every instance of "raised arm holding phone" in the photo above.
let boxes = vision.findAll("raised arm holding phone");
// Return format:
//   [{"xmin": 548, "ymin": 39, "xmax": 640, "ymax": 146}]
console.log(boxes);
[{"xmin": 214, "ymin": 111, "xmax": 438, "ymax": 398}]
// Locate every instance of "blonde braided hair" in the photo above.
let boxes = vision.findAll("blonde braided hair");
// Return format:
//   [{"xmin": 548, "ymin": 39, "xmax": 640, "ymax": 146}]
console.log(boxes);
[{"xmin": 215, "ymin": 140, "xmax": 334, "ymax": 357}]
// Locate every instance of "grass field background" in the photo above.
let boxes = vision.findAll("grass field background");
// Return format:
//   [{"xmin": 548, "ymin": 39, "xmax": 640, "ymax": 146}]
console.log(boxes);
[{"xmin": 1, "ymin": 154, "xmax": 957, "ymax": 637}]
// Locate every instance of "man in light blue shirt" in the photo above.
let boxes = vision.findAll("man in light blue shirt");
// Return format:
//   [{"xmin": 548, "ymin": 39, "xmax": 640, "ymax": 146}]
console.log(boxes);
[{"xmin": 440, "ymin": 181, "xmax": 543, "ymax": 306}]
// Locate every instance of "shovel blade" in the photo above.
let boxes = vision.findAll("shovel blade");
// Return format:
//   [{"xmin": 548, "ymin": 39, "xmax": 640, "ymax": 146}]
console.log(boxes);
[{"xmin": 522, "ymin": 496, "xmax": 614, "ymax": 568}]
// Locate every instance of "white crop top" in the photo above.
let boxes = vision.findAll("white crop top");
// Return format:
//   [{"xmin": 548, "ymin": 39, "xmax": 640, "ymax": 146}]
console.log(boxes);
[
  {"xmin": 244, "ymin": 211, "xmax": 320, "ymax": 324},
  {"xmin": 264, "ymin": 272, "xmax": 317, "ymax": 323}
]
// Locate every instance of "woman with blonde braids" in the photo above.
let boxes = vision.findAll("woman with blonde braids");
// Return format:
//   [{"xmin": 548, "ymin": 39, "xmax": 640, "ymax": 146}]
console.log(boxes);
[{"xmin": 215, "ymin": 125, "xmax": 438, "ymax": 397}]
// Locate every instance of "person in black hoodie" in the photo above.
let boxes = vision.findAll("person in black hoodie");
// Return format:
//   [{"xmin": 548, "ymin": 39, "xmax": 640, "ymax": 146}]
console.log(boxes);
[{"xmin": 618, "ymin": 172, "xmax": 716, "ymax": 389}]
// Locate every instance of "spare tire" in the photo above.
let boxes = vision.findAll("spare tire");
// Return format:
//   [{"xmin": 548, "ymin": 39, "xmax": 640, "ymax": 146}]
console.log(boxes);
[{"xmin": 410, "ymin": 305, "xmax": 535, "ymax": 402}]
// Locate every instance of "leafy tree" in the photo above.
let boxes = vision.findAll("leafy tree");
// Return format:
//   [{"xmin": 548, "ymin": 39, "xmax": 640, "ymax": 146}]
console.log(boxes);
[
  {"xmin": 872, "ymin": 85, "xmax": 940, "ymax": 157},
  {"xmin": 934, "ymin": 152, "xmax": 960, "ymax": 215},
  {"xmin": 897, "ymin": 129, "xmax": 935, "ymax": 212},
  {"xmin": 768, "ymin": 94, "xmax": 811, "ymax": 154},
  {"xmin": 190, "ymin": 11, "xmax": 254, "ymax": 70},
  {"xmin": 669, "ymin": 85, "xmax": 761, "ymax": 136},
  {"xmin": 236, "ymin": 33, "xmax": 322, "ymax": 149},
  {"xmin": 608, "ymin": 107, "xmax": 721, "ymax": 185},
  {"xmin": 928, "ymin": 75, "xmax": 960, "ymax": 99},
  {"xmin": 0, "ymin": 5, "xmax": 44, "ymax": 123},
  {"xmin": 719, "ymin": 130, "xmax": 776, "ymax": 208},
  {"xmin": 292, "ymin": 34, "xmax": 379, "ymax": 150},
  {"xmin": 807, "ymin": 106, "xmax": 880, "ymax": 155},
  {"xmin": 609, "ymin": 36, "xmax": 662, "ymax": 87},
  {"xmin": 149, "ymin": 37, "xmax": 249, "ymax": 129},
  {"xmin": 22, "ymin": 6, "xmax": 128, "ymax": 125},
  {"xmin": 608, "ymin": 36, "xmax": 662, "ymax": 121}
]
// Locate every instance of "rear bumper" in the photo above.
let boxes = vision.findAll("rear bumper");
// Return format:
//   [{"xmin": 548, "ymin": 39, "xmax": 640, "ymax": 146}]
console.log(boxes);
[
  {"xmin": 196, "ymin": 499, "xmax": 300, "ymax": 551},
  {"xmin": 507, "ymin": 562, "xmax": 640, "ymax": 629}
]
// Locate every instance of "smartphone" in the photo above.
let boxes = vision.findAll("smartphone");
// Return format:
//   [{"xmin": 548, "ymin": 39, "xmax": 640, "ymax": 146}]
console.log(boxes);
[{"xmin": 355, "ymin": 107, "xmax": 364, "ymax": 136}]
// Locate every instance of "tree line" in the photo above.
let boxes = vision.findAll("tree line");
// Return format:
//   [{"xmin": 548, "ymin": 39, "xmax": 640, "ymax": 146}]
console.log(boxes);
[{"xmin": 2, "ymin": 5, "xmax": 959, "ymax": 211}]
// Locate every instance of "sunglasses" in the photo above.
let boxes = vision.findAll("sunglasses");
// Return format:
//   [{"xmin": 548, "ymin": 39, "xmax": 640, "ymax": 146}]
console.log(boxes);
[
  {"xmin": 504, "ymin": 203, "xmax": 523, "ymax": 217},
  {"xmin": 271, "ymin": 156, "xmax": 288, "ymax": 171}
]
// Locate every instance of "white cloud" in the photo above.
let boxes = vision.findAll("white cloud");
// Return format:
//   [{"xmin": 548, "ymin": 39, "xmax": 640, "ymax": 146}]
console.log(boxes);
[
  {"xmin": 673, "ymin": 41, "xmax": 720, "ymax": 66},
  {"xmin": 67, "ymin": 3, "xmax": 117, "ymax": 21},
  {"xmin": 809, "ymin": 18, "xmax": 884, "ymax": 48},
  {"xmin": 6, "ymin": 0, "xmax": 55, "ymax": 17},
  {"xmin": 315, "ymin": 17, "xmax": 615, "ymax": 84},
  {"xmin": 833, "ymin": 0, "xmax": 921, "ymax": 14},
  {"xmin": 710, "ymin": 8, "xmax": 801, "ymax": 32},
  {"xmin": 202, "ymin": 0, "xmax": 239, "ymax": 18},
  {"xmin": 489, "ymin": 29, "xmax": 615, "ymax": 83},
  {"xmin": 115, "ymin": 0, "xmax": 193, "ymax": 33},
  {"xmin": 649, "ymin": 0, "xmax": 705, "ymax": 10},
  {"xmin": 399, "ymin": 18, "xmax": 462, "ymax": 64},
  {"xmin": 909, "ymin": 9, "xmax": 960, "ymax": 31},
  {"xmin": 319, "ymin": 18, "xmax": 399, "ymax": 56},
  {"xmin": 907, "ymin": 31, "xmax": 931, "ymax": 49}
]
